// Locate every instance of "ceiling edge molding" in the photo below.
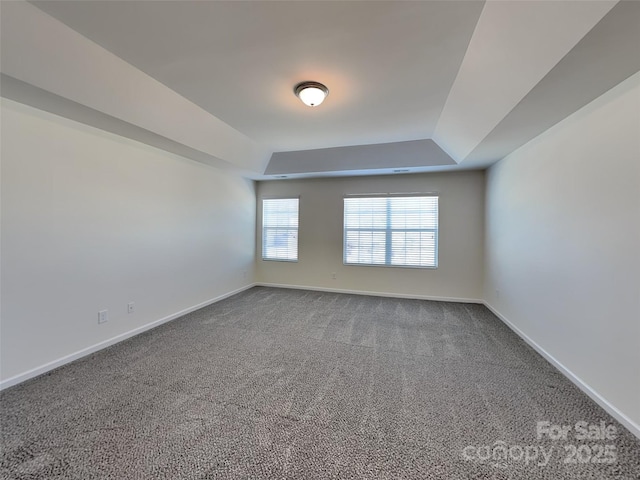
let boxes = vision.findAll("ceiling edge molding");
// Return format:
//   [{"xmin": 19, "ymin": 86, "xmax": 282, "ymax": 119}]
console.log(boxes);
[
  {"xmin": 461, "ymin": 0, "xmax": 640, "ymax": 168},
  {"xmin": 433, "ymin": 0, "xmax": 616, "ymax": 163},
  {"xmin": 265, "ymin": 139, "xmax": 456, "ymax": 177},
  {"xmin": 1, "ymin": 0, "xmax": 270, "ymax": 174},
  {"xmin": 0, "ymin": 75, "xmax": 263, "ymax": 178}
]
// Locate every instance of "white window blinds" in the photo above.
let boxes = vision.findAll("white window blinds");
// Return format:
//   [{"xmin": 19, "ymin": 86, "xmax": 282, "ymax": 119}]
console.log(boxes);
[
  {"xmin": 262, "ymin": 198, "xmax": 299, "ymax": 261},
  {"xmin": 343, "ymin": 195, "xmax": 438, "ymax": 268}
]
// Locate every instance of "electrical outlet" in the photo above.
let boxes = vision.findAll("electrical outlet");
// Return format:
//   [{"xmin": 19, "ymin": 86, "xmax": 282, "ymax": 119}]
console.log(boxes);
[
  {"xmin": 331, "ymin": 272, "xmax": 337, "ymax": 280},
  {"xmin": 98, "ymin": 310, "xmax": 108, "ymax": 324},
  {"xmin": 495, "ymin": 289, "xmax": 500, "ymax": 299},
  {"xmin": 127, "ymin": 302, "xmax": 135, "ymax": 314}
]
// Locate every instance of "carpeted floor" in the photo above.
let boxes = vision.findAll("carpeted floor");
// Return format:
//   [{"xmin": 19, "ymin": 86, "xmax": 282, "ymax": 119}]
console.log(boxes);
[{"xmin": 1, "ymin": 287, "xmax": 639, "ymax": 479}]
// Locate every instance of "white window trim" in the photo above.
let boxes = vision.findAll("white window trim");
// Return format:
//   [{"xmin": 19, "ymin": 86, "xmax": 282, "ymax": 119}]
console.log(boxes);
[
  {"xmin": 261, "ymin": 197, "xmax": 299, "ymax": 262},
  {"xmin": 343, "ymin": 194, "xmax": 439, "ymax": 269}
]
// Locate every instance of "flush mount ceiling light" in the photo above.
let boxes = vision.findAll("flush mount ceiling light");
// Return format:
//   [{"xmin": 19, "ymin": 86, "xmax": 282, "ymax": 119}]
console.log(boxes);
[{"xmin": 294, "ymin": 81, "xmax": 329, "ymax": 107}]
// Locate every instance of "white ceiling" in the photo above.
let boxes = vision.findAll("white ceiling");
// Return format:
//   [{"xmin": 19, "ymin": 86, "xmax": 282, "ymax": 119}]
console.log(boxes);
[{"xmin": 1, "ymin": 0, "xmax": 639, "ymax": 179}]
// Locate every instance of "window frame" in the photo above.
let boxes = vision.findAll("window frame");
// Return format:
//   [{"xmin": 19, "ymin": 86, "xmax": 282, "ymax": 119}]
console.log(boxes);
[
  {"xmin": 342, "ymin": 194, "xmax": 439, "ymax": 269},
  {"xmin": 261, "ymin": 197, "xmax": 300, "ymax": 262}
]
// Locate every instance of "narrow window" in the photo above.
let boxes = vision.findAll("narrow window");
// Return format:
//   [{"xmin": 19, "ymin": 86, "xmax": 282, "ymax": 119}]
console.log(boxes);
[
  {"xmin": 262, "ymin": 198, "xmax": 299, "ymax": 261},
  {"xmin": 344, "ymin": 195, "xmax": 438, "ymax": 268}
]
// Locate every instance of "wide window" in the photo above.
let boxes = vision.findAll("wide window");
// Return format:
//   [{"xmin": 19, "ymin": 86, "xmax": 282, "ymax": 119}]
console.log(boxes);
[
  {"xmin": 262, "ymin": 198, "xmax": 299, "ymax": 261},
  {"xmin": 343, "ymin": 195, "xmax": 438, "ymax": 268}
]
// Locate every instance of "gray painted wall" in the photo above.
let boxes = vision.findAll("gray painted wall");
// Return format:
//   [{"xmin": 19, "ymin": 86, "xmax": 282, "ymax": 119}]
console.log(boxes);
[
  {"xmin": 484, "ymin": 72, "xmax": 640, "ymax": 432},
  {"xmin": 257, "ymin": 171, "xmax": 485, "ymax": 301},
  {"xmin": 0, "ymin": 99, "xmax": 256, "ymax": 384}
]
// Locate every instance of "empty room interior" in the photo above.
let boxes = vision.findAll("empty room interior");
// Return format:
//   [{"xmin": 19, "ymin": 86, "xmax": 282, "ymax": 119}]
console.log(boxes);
[{"xmin": 1, "ymin": 1, "xmax": 639, "ymax": 479}]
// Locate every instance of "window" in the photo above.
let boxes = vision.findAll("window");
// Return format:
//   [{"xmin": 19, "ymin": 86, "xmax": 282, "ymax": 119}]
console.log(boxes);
[
  {"xmin": 343, "ymin": 195, "xmax": 438, "ymax": 268},
  {"xmin": 262, "ymin": 198, "xmax": 299, "ymax": 261}
]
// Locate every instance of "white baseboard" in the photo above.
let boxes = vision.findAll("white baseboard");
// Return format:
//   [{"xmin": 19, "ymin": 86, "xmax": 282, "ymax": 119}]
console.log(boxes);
[
  {"xmin": 0, "ymin": 283, "xmax": 256, "ymax": 391},
  {"xmin": 256, "ymin": 282, "xmax": 483, "ymax": 304},
  {"xmin": 483, "ymin": 301, "xmax": 640, "ymax": 440}
]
